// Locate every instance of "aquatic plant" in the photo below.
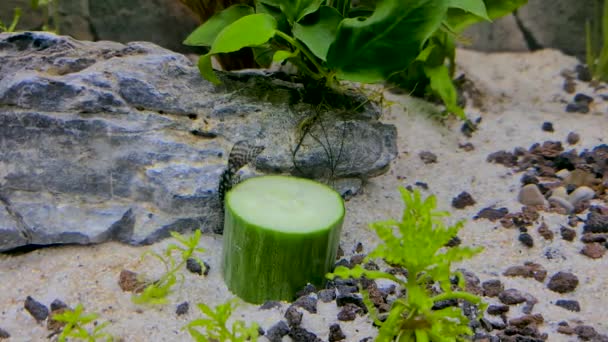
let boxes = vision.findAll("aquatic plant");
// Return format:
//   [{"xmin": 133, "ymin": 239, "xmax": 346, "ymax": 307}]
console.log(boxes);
[
  {"xmin": 0, "ymin": 8, "xmax": 22, "ymax": 33},
  {"xmin": 184, "ymin": 0, "xmax": 526, "ymax": 121},
  {"xmin": 328, "ymin": 187, "xmax": 484, "ymax": 341},
  {"xmin": 586, "ymin": 0, "xmax": 608, "ymax": 82},
  {"xmin": 132, "ymin": 230, "xmax": 206, "ymax": 305},
  {"xmin": 52, "ymin": 304, "xmax": 113, "ymax": 342},
  {"xmin": 185, "ymin": 298, "xmax": 260, "ymax": 342}
]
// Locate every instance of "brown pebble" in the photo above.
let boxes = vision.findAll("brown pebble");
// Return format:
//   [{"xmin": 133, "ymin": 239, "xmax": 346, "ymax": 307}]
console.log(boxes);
[
  {"xmin": 566, "ymin": 132, "xmax": 580, "ymax": 144},
  {"xmin": 557, "ymin": 325, "xmax": 575, "ymax": 335},
  {"xmin": 481, "ymin": 279, "xmax": 504, "ymax": 297},
  {"xmin": 118, "ymin": 269, "xmax": 146, "ymax": 293},
  {"xmin": 537, "ymin": 222, "xmax": 554, "ymax": 240},
  {"xmin": 547, "ymin": 272, "xmax": 579, "ymax": 293},
  {"xmin": 452, "ymin": 191, "xmax": 476, "ymax": 209},
  {"xmin": 561, "ymin": 226, "xmax": 576, "ymax": 241},
  {"xmin": 503, "ymin": 262, "xmax": 547, "ymax": 282},
  {"xmin": 581, "ymin": 243, "xmax": 606, "ymax": 259},
  {"xmin": 419, "ymin": 151, "xmax": 438, "ymax": 164},
  {"xmin": 508, "ymin": 313, "xmax": 544, "ymax": 328}
]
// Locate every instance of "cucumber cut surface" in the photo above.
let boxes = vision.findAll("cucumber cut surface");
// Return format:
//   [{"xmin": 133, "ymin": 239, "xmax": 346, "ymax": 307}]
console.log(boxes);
[{"xmin": 222, "ymin": 175, "xmax": 344, "ymax": 303}]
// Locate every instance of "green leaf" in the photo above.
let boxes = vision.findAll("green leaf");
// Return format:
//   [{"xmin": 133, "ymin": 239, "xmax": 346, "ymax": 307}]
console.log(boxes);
[
  {"xmin": 447, "ymin": 0, "xmax": 489, "ymax": 20},
  {"xmin": 183, "ymin": 4, "xmax": 254, "ymax": 46},
  {"xmin": 256, "ymin": 2, "xmax": 290, "ymax": 33},
  {"xmin": 209, "ymin": 14, "xmax": 278, "ymax": 54},
  {"xmin": 198, "ymin": 14, "xmax": 277, "ymax": 84},
  {"xmin": 327, "ymin": 0, "xmax": 449, "ymax": 83},
  {"xmin": 259, "ymin": 0, "xmax": 323, "ymax": 24},
  {"xmin": 424, "ymin": 63, "xmax": 466, "ymax": 120},
  {"xmin": 293, "ymin": 6, "xmax": 343, "ymax": 61},
  {"xmin": 273, "ymin": 50, "xmax": 297, "ymax": 62},
  {"xmin": 447, "ymin": 0, "xmax": 527, "ymax": 32}
]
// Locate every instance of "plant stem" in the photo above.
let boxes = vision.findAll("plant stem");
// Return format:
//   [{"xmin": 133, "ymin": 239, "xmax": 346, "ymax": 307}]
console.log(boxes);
[{"xmin": 274, "ymin": 30, "xmax": 331, "ymax": 80}]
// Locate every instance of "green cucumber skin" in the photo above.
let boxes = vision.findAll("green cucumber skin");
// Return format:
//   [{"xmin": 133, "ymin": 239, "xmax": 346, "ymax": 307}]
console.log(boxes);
[{"xmin": 222, "ymin": 204, "xmax": 343, "ymax": 304}]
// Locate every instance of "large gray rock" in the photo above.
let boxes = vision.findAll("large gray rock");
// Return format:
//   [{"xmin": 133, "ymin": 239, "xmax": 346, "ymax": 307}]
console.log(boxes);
[{"xmin": 0, "ymin": 32, "xmax": 397, "ymax": 252}]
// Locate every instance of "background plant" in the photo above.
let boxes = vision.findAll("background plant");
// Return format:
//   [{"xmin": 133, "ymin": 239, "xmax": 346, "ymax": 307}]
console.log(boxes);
[
  {"xmin": 586, "ymin": 0, "xmax": 608, "ymax": 82},
  {"xmin": 328, "ymin": 188, "xmax": 484, "ymax": 341},
  {"xmin": 185, "ymin": 298, "xmax": 259, "ymax": 342},
  {"xmin": 184, "ymin": 0, "xmax": 527, "ymax": 121},
  {"xmin": 132, "ymin": 230, "xmax": 206, "ymax": 305},
  {"xmin": 0, "ymin": 7, "xmax": 22, "ymax": 33},
  {"xmin": 52, "ymin": 304, "xmax": 113, "ymax": 342}
]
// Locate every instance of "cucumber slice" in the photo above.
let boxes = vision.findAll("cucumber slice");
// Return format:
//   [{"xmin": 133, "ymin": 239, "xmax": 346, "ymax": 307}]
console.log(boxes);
[{"xmin": 222, "ymin": 175, "xmax": 344, "ymax": 303}]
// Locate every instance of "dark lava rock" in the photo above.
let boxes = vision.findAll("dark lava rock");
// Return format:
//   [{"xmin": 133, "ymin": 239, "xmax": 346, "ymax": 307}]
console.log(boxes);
[
  {"xmin": 337, "ymin": 303, "xmax": 361, "ymax": 321},
  {"xmin": 566, "ymin": 102, "xmax": 590, "ymax": 113},
  {"xmin": 541, "ymin": 122, "xmax": 554, "ymax": 132},
  {"xmin": 537, "ymin": 222, "xmax": 554, "ymax": 240},
  {"xmin": 581, "ymin": 243, "xmax": 606, "ymax": 259},
  {"xmin": 336, "ymin": 293, "xmax": 365, "ymax": 311},
  {"xmin": 328, "ymin": 323, "xmax": 346, "ymax": 342},
  {"xmin": 336, "ymin": 285, "xmax": 358, "ymax": 296},
  {"xmin": 560, "ymin": 226, "xmax": 577, "ymax": 241},
  {"xmin": 260, "ymin": 301, "xmax": 282, "ymax": 310},
  {"xmin": 50, "ymin": 299, "xmax": 68, "ymax": 312},
  {"xmin": 486, "ymin": 304, "xmax": 509, "ymax": 315},
  {"xmin": 349, "ymin": 254, "xmax": 366, "ymax": 266},
  {"xmin": 295, "ymin": 284, "xmax": 317, "ymax": 298},
  {"xmin": 547, "ymin": 271, "xmax": 579, "ymax": 293},
  {"xmin": 518, "ymin": 233, "xmax": 534, "ymax": 247},
  {"xmin": 118, "ymin": 269, "xmax": 145, "ymax": 293},
  {"xmin": 574, "ymin": 93, "xmax": 594, "ymax": 104},
  {"xmin": 584, "ymin": 212, "xmax": 608, "ymax": 233},
  {"xmin": 317, "ymin": 289, "xmax": 336, "ymax": 303},
  {"xmin": 487, "ymin": 150, "xmax": 518, "ymax": 167},
  {"xmin": 364, "ymin": 260, "xmax": 380, "ymax": 270},
  {"xmin": 522, "ymin": 294, "xmax": 538, "ymax": 315},
  {"xmin": 176, "ymin": 301, "xmax": 189, "ymax": 315},
  {"xmin": 293, "ymin": 295, "xmax": 318, "ymax": 314},
  {"xmin": 432, "ymin": 299, "xmax": 458, "ymax": 310},
  {"xmin": 567, "ymin": 132, "xmax": 580, "ymax": 145},
  {"xmin": 0, "ymin": 327, "xmax": 9, "ymax": 339},
  {"xmin": 574, "ymin": 325, "xmax": 599, "ymax": 340},
  {"xmin": 24, "ymin": 296, "xmax": 49, "ymax": 322},
  {"xmin": 334, "ymin": 259, "xmax": 351, "ymax": 269},
  {"xmin": 554, "ymin": 299, "xmax": 581, "ymax": 312},
  {"xmin": 503, "ymin": 262, "xmax": 547, "ymax": 282},
  {"xmin": 498, "ymin": 289, "xmax": 527, "ymax": 305},
  {"xmin": 452, "ymin": 191, "xmax": 476, "ymax": 209},
  {"xmin": 475, "ymin": 207, "xmax": 509, "ymax": 221},
  {"xmin": 289, "ymin": 326, "xmax": 323, "ymax": 342},
  {"xmin": 482, "ymin": 279, "xmax": 504, "ymax": 297},
  {"xmin": 186, "ymin": 258, "xmax": 203, "ymax": 275},
  {"xmin": 419, "ymin": 151, "xmax": 438, "ymax": 164},
  {"xmin": 266, "ymin": 321, "xmax": 290, "ymax": 342},
  {"xmin": 576, "ymin": 65, "xmax": 592, "ymax": 82},
  {"xmin": 445, "ymin": 236, "xmax": 462, "ymax": 247},
  {"xmin": 284, "ymin": 305, "xmax": 303, "ymax": 327}
]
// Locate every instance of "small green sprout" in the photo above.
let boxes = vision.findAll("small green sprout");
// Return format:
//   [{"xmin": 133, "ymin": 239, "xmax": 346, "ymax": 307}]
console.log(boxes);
[
  {"xmin": 132, "ymin": 229, "xmax": 206, "ymax": 305},
  {"xmin": 328, "ymin": 187, "xmax": 484, "ymax": 341},
  {"xmin": 185, "ymin": 298, "xmax": 259, "ymax": 342},
  {"xmin": 586, "ymin": 0, "xmax": 608, "ymax": 82},
  {"xmin": 0, "ymin": 7, "xmax": 22, "ymax": 33},
  {"xmin": 52, "ymin": 304, "xmax": 113, "ymax": 342}
]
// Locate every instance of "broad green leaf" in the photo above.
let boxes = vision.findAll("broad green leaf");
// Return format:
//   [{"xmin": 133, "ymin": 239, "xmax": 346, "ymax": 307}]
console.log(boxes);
[
  {"xmin": 256, "ymin": 2, "xmax": 290, "ymax": 33},
  {"xmin": 447, "ymin": 0, "xmax": 527, "ymax": 32},
  {"xmin": 293, "ymin": 6, "xmax": 343, "ymax": 61},
  {"xmin": 424, "ymin": 64, "xmax": 466, "ymax": 119},
  {"xmin": 327, "ymin": 0, "xmax": 449, "ymax": 83},
  {"xmin": 252, "ymin": 45, "xmax": 276, "ymax": 67},
  {"xmin": 259, "ymin": 0, "xmax": 323, "ymax": 24},
  {"xmin": 447, "ymin": 0, "xmax": 489, "ymax": 20},
  {"xmin": 209, "ymin": 14, "xmax": 278, "ymax": 54},
  {"xmin": 183, "ymin": 4, "xmax": 254, "ymax": 46},
  {"xmin": 273, "ymin": 50, "xmax": 297, "ymax": 62}
]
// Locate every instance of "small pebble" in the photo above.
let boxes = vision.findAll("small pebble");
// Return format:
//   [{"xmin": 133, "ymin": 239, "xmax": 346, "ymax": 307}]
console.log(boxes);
[
  {"xmin": 547, "ymin": 271, "xmax": 579, "ymax": 293},
  {"xmin": 568, "ymin": 186, "xmax": 595, "ymax": 206},
  {"xmin": 266, "ymin": 321, "xmax": 290, "ymax": 342},
  {"xmin": 317, "ymin": 289, "xmax": 336, "ymax": 303},
  {"xmin": 260, "ymin": 301, "xmax": 282, "ymax": 310},
  {"xmin": 475, "ymin": 207, "xmax": 509, "ymax": 221},
  {"xmin": 563, "ymin": 79, "xmax": 576, "ymax": 93},
  {"xmin": 518, "ymin": 184, "xmax": 548, "ymax": 206},
  {"xmin": 419, "ymin": 151, "xmax": 438, "ymax": 164},
  {"xmin": 0, "ymin": 328, "xmax": 10, "ymax": 339},
  {"xmin": 295, "ymin": 284, "xmax": 317, "ymax": 298},
  {"xmin": 118, "ymin": 269, "xmax": 144, "ymax": 292},
  {"xmin": 284, "ymin": 305, "xmax": 303, "ymax": 327},
  {"xmin": 176, "ymin": 301, "xmax": 189, "ymax": 315},
  {"xmin": 555, "ymin": 169, "xmax": 570, "ymax": 180},
  {"xmin": 574, "ymin": 93, "xmax": 594, "ymax": 104},
  {"xmin": 486, "ymin": 304, "xmax": 509, "ymax": 315},
  {"xmin": 481, "ymin": 279, "xmax": 503, "ymax": 297},
  {"xmin": 555, "ymin": 299, "xmax": 581, "ymax": 312},
  {"xmin": 565, "ymin": 102, "xmax": 590, "ymax": 113},
  {"xmin": 498, "ymin": 289, "xmax": 527, "ymax": 305},
  {"xmin": 293, "ymin": 295, "xmax": 318, "ymax": 314},
  {"xmin": 574, "ymin": 325, "xmax": 599, "ymax": 340},
  {"xmin": 551, "ymin": 186, "xmax": 568, "ymax": 198},
  {"xmin": 24, "ymin": 296, "xmax": 49, "ymax": 322},
  {"xmin": 328, "ymin": 324, "xmax": 346, "ymax": 342},
  {"xmin": 576, "ymin": 65, "xmax": 592, "ymax": 82},
  {"xmin": 537, "ymin": 222, "xmax": 554, "ymax": 240},
  {"xmin": 337, "ymin": 303, "xmax": 361, "ymax": 321},
  {"xmin": 288, "ymin": 327, "xmax": 323, "ymax": 342},
  {"xmin": 549, "ymin": 196, "xmax": 574, "ymax": 214},
  {"xmin": 186, "ymin": 258, "xmax": 203, "ymax": 275},
  {"xmin": 581, "ymin": 243, "xmax": 606, "ymax": 259},
  {"xmin": 503, "ymin": 262, "xmax": 547, "ymax": 282},
  {"xmin": 584, "ymin": 212, "xmax": 608, "ymax": 233},
  {"xmin": 567, "ymin": 131, "xmax": 580, "ymax": 144},
  {"xmin": 50, "ymin": 299, "xmax": 68, "ymax": 312},
  {"xmin": 541, "ymin": 122, "xmax": 554, "ymax": 132},
  {"xmin": 336, "ymin": 294, "xmax": 366, "ymax": 312},
  {"xmin": 452, "ymin": 191, "xmax": 476, "ymax": 209},
  {"xmin": 561, "ymin": 226, "xmax": 577, "ymax": 241},
  {"xmin": 518, "ymin": 232, "xmax": 534, "ymax": 247},
  {"xmin": 459, "ymin": 142, "xmax": 475, "ymax": 151}
]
